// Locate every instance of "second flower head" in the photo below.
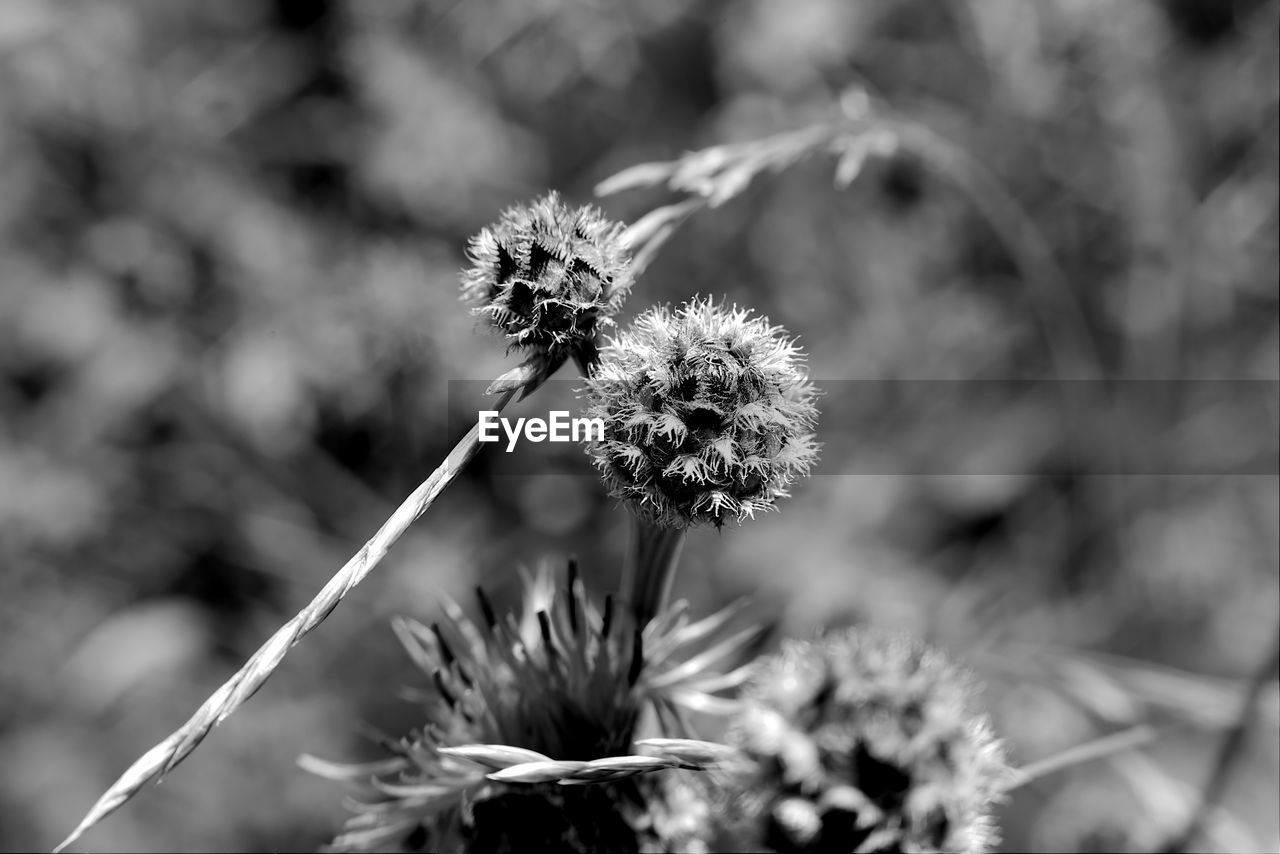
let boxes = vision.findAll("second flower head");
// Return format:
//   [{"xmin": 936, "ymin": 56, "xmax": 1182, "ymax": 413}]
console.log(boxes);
[{"xmin": 582, "ymin": 298, "xmax": 820, "ymax": 530}]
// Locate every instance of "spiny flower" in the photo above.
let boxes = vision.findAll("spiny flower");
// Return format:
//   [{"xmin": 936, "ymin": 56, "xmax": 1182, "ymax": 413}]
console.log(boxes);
[
  {"xmin": 303, "ymin": 559, "xmax": 761, "ymax": 854},
  {"xmin": 582, "ymin": 298, "xmax": 820, "ymax": 529},
  {"xmin": 461, "ymin": 192, "xmax": 633, "ymax": 366},
  {"xmin": 718, "ymin": 628, "xmax": 1009, "ymax": 854}
]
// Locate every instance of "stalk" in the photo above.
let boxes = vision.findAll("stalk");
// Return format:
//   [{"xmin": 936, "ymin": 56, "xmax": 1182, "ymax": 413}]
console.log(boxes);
[
  {"xmin": 54, "ymin": 388, "xmax": 519, "ymax": 854},
  {"xmin": 623, "ymin": 516, "xmax": 688, "ymax": 627}
]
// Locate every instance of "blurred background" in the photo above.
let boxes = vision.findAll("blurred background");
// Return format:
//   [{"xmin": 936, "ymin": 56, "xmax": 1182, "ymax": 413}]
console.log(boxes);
[{"xmin": 0, "ymin": 0, "xmax": 1277, "ymax": 851}]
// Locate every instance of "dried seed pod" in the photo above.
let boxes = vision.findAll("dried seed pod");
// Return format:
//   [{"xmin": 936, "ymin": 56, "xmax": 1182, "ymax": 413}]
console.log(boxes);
[
  {"xmin": 582, "ymin": 298, "xmax": 820, "ymax": 529},
  {"xmin": 461, "ymin": 192, "xmax": 633, "ymax": 366}
]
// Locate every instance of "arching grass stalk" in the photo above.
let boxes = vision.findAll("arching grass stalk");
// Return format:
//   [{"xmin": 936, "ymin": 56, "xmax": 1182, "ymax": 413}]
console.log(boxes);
[{"xmin": 54, "ymin": 387, "xmax": 518, "ymax": 854}]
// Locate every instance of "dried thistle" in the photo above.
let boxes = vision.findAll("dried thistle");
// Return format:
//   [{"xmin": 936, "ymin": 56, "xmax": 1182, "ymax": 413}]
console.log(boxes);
[
  {"xmin": 581, "ymin": 298, "xmax": 820, "ymax": 531},
  {"xmin": 719, "ymin": 628, "xmax": 1010, "ymax": 854},
  {"xmin": 461, "ymin": 192, "xmax": 633, "ymax": 375},
  {"xmin": 303, "ymin": 559, "xmax": 761, "ymax": 853}
]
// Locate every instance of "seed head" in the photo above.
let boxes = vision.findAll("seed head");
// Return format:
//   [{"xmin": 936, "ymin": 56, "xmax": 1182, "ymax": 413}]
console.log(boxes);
[
  {"xmin": 720, "ymin": 629, "xmax": 1009, "ymax": 854},
  {"xmin": 582, "ymin": 298, "xmax": 819, "ymax": 529},
  {"xmin": 461, "ymin": 192, "xmax": 633, "ymax": 363}
]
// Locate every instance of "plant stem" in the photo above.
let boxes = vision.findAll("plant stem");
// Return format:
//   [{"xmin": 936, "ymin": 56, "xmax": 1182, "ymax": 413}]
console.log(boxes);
[
  {"xmin": 623, "ymin": 516, "xmax": 687, "ymax": 627},
  {"xmin": 54, "ymin": 388, "xmax": 517, "ymax": 854},
  {"xmin": 1006, "ymin": 725, "xmax": 1159, "ymax": 791}
]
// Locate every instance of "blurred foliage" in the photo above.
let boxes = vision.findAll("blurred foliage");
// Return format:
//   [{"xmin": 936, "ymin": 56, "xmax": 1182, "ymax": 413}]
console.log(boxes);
[{"xmin": 0, "ymin": 0, "xmax": 1277, "ymax": 851}]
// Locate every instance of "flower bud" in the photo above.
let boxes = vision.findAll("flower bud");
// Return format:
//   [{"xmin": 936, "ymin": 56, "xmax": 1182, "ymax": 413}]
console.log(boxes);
[
  {"xmin": 461, "ymin": 192, "xmax": 633, "ymax": 363},
  {"xmin": 582, "ymin": 298, "xmax": 819, "ymax": 529},
  {"xmin": 720, "ymin": 629, "xmax": 1010, "ymax": 854}
]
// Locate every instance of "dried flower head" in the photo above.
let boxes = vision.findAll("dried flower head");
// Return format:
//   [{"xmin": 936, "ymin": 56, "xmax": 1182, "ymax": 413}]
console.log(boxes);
[
  {"xmin": 582, "ymin": 298, "xmax": 820, "ymax": 529},
  {"xmin": 461, "ymin": 192, "xmax": 633, "ymax": 363},
  {"xmin": 304, "ymin": 559, "xmax": 759, "ymax": 854},
  {"xmin": 719, "ymin": 628, "xmax": 1009, "ymax": 854}
]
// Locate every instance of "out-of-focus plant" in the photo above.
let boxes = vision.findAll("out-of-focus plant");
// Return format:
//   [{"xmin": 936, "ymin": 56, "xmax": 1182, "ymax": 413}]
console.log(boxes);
[
  {"xmin": 301, "ymin": 558, "xmax": 756, "ymax": 853},
  {"xmin": 716, "ymin": 629, "xmax": 1009, "ymax": 854}
]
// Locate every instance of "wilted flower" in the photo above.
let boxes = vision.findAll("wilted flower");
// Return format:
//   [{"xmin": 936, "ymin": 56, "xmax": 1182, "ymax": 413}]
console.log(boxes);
[
  {"xmin": 461, "ymin": 192, "xmax": 633, "ymax": 366},
  {"xmin": 303, "ymin": 559, "xmax": 760, "ymax": 854},
  {"xmin": 581, "ymin": 298, "xmax": 819, "ymax": 530},
  {"xmin": 719, "ymin": 628, "xmax": 1009, "ymax": 854}
]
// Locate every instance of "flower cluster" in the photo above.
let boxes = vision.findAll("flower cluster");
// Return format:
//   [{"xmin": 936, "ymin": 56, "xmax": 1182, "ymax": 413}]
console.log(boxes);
[
  {"xmin": 305, "ymin": 560, "xmax": 757, "ymax": 854},
  {"xmin": 309, "ymin": 201, "xmax": 1009, "ymax": 854},
  {"xmin": 718, "ymin": 629, "xmax": 1010, "ymax": 854},
  {"xmin": 582, "ymin": 298, "xmax": 820, "ymax": 529},
  {"xmin": 461, "ymin": 192, "xmax": 633, "ymax": 364}
]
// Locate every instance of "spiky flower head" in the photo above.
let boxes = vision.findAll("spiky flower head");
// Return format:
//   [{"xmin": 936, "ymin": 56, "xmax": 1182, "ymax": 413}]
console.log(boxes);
[
  {"xmin": 718, "ymin": 628, "xmax": 1009, "ymax": 854},
  {"xmin": 304, "ymin": 559, "xmax": 760, "ymax": 854},
  {"xmin": 461, "ymin": 192, "xmax": 633, "ymax": 364},
  {"xmin": 582, "ymin": 298, "xmax": 820, "ymax": 529}
]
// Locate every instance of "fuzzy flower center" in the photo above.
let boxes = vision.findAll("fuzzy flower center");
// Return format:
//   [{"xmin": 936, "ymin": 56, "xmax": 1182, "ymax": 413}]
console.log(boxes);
[{"xmin": 582, "ymin": 298, "xmax": 819, "ymax": 528}]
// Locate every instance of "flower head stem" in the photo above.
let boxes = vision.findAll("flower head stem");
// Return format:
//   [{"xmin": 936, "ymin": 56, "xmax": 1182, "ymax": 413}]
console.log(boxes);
[{"xmin": 623, "ymin": 516, "xmax": 687, "ymax": 628}]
